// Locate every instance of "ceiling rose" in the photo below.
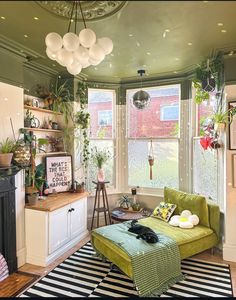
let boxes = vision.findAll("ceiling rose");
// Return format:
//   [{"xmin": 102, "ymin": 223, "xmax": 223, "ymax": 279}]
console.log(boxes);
[{"xmin": 36, "ymin": 1, "xmax": 127, "ymax": 22}]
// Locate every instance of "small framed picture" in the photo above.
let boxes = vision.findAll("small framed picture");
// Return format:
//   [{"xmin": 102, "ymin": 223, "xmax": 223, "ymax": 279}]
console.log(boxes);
[
  {"xmin": 45, "ymin": 155, "xmax": 73, "ymax": 193},
  {"xmin": 228, "ymin": 101, "xmax": 236, "ymax": 150}
]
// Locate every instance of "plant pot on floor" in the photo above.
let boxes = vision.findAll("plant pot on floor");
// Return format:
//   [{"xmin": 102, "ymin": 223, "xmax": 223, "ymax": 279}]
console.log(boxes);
[{"xmin": 0, "ymin": 153, "xmax": 13, "ymax": 167}]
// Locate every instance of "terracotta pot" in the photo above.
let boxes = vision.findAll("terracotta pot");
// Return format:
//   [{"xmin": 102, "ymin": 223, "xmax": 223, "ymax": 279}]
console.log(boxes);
[{"xmin": 0, "ymin": 153, "xmax": 13, "ymax": 167}]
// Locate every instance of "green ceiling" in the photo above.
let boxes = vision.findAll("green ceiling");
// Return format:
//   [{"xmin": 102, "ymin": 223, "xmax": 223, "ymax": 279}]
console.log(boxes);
[{"xmin": 0, "ymin": 1, "xmax": 236, "ymax": 82}]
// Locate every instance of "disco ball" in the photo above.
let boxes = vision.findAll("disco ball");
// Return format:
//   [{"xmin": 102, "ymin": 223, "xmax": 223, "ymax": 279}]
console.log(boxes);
[{"xmin": 132, "ymin": 90, "xmax": 151, "ymax": 110}]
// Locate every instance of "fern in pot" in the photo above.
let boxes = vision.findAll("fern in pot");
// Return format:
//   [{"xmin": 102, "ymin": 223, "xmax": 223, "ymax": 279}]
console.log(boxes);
[{"xmin": 0, "ymin": 138, "xmax": 16, "ymax": 167}]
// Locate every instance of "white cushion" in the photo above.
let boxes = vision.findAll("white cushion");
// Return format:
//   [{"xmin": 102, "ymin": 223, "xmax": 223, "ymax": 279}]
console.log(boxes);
[
  {"xmin": 169, "ymin": 219, "xmax": 180, "ymax": 226},
  {"xmin": 181, "ymin": 210, "xmax": 192, "ymax": 218},
  {"xmin": 179, "ymin": 221, "xmax": 194, "ymax": 229},
  {"xmin": 188, "ymin": 214, "xmax": 199, "ymax": 226}
]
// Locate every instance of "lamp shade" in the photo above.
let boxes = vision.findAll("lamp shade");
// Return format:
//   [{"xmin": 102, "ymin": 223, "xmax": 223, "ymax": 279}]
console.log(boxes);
[
  {"xmin": 67, "ymin": 61, "xmax": 82, "ymax": 75},
  {"xmin": 56, "ymin": 48, "xmax": 73, "ymax": 67},
  {"xmin": 63, "ymin": 32, "xmax": 80, "ymax": 51},
  {"xmin": 132, "ymin": 90, "xmax": 151, "ymax": 110},
  {"xmin": 45, "ymin": 32, "xmax": 63, "ymax": 52},
  {"xmin": 74, "ymin": 46, "xmax": 89, "ymax": 65},
  {"xmin": 46, "ymin": 47, "xmax": 57, "ymax": 60},
  {"xmin": 79, "ymin": 28, "xmax": 96, "ymax": 48},
  {"xmin": 89, "ymin": 43, "xmax": 105, "ymax": 61},
  {"xmin": 97, "ymin": 37, "xmax": 113, "ymax": 55}
]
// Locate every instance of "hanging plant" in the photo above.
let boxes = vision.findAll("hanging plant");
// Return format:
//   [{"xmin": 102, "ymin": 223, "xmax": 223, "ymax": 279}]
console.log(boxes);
[
  {"xmin": 193, "ymin": 51, "xmax": 224, "ymax": 104},
  {"xmin": 148, "ymin": 139, "xmax": 154, "ymax": 180},
  {"xmin": 75, "ymin": 81, "xmax": 90, "ymax": 168}
]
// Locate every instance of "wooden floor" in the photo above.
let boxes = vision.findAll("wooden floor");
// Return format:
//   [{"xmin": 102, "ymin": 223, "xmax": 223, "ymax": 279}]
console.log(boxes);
[
  {"xmin": 0, "ymin": 272, "xmax": 38, "ymax": 298},
  {"xmin": 16, "ymin": 234, "xmax": 236, "ymax": 297}
]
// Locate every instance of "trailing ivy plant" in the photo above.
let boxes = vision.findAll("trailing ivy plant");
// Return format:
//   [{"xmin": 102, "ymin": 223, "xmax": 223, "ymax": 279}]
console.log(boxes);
[
  {"xmin": 75, "ymin": 81, "xmax": 90, "ymax": 168},
  {"xmin": 193, "ymin": 51, "xmax": 224, "ymax": 104}
]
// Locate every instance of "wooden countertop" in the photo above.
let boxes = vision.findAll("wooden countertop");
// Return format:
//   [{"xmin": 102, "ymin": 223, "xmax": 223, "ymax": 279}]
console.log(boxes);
[{"xmin": 25, "ymin": 192, "xmax": 89, "ymax": 212}]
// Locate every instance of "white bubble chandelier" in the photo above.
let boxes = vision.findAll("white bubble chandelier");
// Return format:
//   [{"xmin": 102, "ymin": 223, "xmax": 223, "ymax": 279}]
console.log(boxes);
[{"xmin": 45, "ymin": 1, "xmax": 113, "ymax": 76}]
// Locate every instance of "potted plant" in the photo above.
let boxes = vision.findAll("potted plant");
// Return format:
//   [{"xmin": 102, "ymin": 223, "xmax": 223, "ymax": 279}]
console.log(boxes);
[
  {"xmin": 24, "ymin": 109, "xmax": 34, "ymax": 128},
  {"xmin": 0, "ymin": 138, "xmax": 16, "ymax": 167},
  {"xmin": 75, "ymin": 181, "xmax": 85, "ymax": 193},
  {"xmin": 193, "ymin": 51, "xmax": 224, "ymax": 104},
  {"xmin": 91, "ymin": 147, "xmax": 111, "ymax": 182},
  {"xmin": 119, "ymin": 195, "xmax": 133, "ymax": 209}
]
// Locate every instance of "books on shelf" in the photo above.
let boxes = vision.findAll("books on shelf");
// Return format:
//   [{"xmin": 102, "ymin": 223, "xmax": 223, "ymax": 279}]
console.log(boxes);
[{"xmin": 112, "ymin": 210, "xmax": 125, "ymax": 217}]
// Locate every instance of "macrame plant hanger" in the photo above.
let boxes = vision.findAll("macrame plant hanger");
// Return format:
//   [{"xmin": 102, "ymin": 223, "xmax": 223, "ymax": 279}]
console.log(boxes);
[{"xmin": 148, "ymin": 139, "xmax": 154, "ymax": 180}]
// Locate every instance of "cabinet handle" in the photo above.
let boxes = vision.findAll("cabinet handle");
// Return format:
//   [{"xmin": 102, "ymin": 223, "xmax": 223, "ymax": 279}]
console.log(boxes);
[
  {"xmin": 68, "ymin": 209, "xmax": 72, "ymax": 213},
  {"xmin": 71, "ymin": 208, "xmax": 75, "ymax": 212}
]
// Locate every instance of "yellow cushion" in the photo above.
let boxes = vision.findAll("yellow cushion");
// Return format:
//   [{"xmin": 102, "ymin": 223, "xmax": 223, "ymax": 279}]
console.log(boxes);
[{"xmin": 152, "ymin": 201, "xmax": 176, "ymax": 222}]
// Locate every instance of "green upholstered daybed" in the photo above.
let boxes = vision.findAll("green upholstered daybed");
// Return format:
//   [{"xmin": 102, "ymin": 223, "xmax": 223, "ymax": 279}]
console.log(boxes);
[{"xmin": 91, "ymin": 187, "xmax": 220, "ymax": 279}]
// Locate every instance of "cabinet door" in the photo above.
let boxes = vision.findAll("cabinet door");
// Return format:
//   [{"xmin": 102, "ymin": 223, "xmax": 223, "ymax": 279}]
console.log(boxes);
[
  {"xmin": 70, "ymin": 198, "xmax": 87, "ymax": 240},
  {"xmin": 48, "ymin": 204, "xmax": 70, "ymax": 254}
]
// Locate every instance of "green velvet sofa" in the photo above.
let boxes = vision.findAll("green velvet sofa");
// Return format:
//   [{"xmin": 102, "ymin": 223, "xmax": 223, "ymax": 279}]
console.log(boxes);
[{"xmin": 91, "ymin": 187, "xmax": 220, "ymax": 279}]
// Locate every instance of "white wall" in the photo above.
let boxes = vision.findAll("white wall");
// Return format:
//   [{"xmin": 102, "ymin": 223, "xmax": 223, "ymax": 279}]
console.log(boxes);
[
  {"xmin": 0, "ymin": 82, "xmax": 25, "ymax": 267},
  {"xmin": 223, "ymin": 84, "xmax": 236, "ymax": 262}
]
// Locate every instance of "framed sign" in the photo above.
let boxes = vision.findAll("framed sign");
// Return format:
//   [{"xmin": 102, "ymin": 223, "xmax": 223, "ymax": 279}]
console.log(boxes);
[
  {"xmin": 45, "ymin": 155, "xmax": 73, "ymax": 193},
  {"xmin": 229, "ymin": 101, "xmax": 236, "ymax": 150}
]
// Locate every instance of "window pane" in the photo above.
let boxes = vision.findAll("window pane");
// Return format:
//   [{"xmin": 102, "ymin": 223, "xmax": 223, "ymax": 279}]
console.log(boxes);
[
  {"xmin": 127, "ymin": 85, "xmax": 180, "ymax": 138},
  {"xmin": 128, "ymin": 139, "xmax": 179, "ymax": 189},
  {"xmin": 197, "ymin": 93, "xmax": 217, "ymax": 136},
  {"xmin": 193, "ymin": 139, "xmax": 218, "ymax": 201},
  {"xmin": 87, "ymin": 140, "xmax": 114, "ymax": 191},
  {"xmin": 88, "ymin": 89, "xmax": 114, "ymax": 138}
]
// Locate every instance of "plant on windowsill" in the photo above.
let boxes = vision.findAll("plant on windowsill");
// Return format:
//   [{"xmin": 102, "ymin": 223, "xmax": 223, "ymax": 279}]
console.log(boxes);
[{"xmin": 119, "ymin": 195, "xmax": 133, "ymax": 210}]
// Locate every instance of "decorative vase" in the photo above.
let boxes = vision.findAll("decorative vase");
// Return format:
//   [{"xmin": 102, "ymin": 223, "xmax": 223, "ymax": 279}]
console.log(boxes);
[
  {"xmin": 0, "ymin": 153, "xmax": 13, "ymax": 167},
  {"xmin": 97, "ymin": 168, "xmax": 105, "ymax": 182}
]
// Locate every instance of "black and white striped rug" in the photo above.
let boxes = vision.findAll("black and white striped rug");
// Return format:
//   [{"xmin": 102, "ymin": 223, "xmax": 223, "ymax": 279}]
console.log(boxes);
[{"xmin": 19, "ymin": 242, "xmax": 233, "ymax": 298}]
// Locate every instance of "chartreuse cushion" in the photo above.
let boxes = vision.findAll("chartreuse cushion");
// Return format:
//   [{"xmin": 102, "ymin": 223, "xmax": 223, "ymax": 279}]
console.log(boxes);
[{"xmin": 164, "ymin": 187, "xmax": 210, "ymax": 228}]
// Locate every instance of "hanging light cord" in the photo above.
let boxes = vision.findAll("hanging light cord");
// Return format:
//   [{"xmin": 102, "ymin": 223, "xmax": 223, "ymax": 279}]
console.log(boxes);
[
  {"xmin": 67, "ymin": 1, "xmax": 76, "ymax": 33},
  {"xmin": 74, "ymin": 1, "xmax": 78, "ymax": 34},
  {"xmin": 79, "ymin": 0, "xmax": 87, "ymax": 29}
]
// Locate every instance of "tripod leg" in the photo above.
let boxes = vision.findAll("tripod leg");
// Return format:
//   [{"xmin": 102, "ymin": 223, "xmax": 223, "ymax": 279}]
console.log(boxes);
[
  {"xmin": 104, "ymin": 186, "xmax": 112, "ymax": 224},
  {"xmin": 97, "ymin": 184, "xmax": 101, "ymax": 228},
  {"xmin": 102, "ymin": 186, "xmax": 107, "ymax": 225},
  {"xmin": 91, "ymin": 185, "xmax": 98, "ymax": 230}
]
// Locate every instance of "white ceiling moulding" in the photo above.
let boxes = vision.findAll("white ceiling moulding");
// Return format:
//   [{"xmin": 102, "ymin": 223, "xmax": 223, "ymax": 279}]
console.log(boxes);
[
  {"xmin": 0, "ymin": 34, "xmax": 44, "ymax": 61},
  {"xmin": 36, "ymin": 1, "xmax": 127, "ymax": 22},
  {"xmin": 24, "ymin": 61, "xmax": 59, "ymax": 77}
]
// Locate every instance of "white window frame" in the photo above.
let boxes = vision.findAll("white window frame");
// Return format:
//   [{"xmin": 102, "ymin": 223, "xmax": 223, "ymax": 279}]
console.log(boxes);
[
  {"xmin": 160, "ymin": 104, "xmax": 179, "ymax": 121},
  {"xmin": 124, "ymin": 84, "xmax": 181, "ymax": 196},
  {"xmin": 87, "ymin": 88, "xmax": 118, "ymax": 195},
  {"xmin": 191, "ymin": 86, "xmax": 225, "ymax": 211}
]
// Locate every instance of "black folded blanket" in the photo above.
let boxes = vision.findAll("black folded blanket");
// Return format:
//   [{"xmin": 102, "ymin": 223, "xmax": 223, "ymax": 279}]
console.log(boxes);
[{"xmin": 128, "ymin": 220, "xmax": 159, "ymax": 243}]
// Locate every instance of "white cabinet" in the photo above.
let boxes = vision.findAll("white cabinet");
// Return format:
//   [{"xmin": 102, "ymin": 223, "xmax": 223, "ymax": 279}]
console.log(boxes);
[{"xmin": 25, "ymin": 195, "xmax": 88, "ymax": 266}]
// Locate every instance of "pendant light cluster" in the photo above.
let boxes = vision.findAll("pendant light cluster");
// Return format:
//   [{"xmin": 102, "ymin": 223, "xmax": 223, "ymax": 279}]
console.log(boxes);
[
  {"xmin": 45, "ymin": 1, "xmax": 113, "ymax": 76},
  {"xmin": 132, "ymin": 69, "xmax": 151, "ymax": 110}
]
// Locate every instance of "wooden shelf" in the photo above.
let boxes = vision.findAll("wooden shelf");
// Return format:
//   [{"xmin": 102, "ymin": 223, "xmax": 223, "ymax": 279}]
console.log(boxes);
[
  {"xmin": 24, "ymin": 127, "xmax": 62, "ymax": 133},
  {"xmin": 24, "ymin": 105, "xmax": 62, "ymax": 115},
  {"xmin": 36, "ymin": 152, "xmax": 67, "ymax": 156}
]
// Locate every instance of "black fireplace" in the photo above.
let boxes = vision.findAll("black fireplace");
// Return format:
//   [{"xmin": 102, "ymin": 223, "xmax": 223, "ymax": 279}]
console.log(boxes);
[{"xmin": 0, "ymin": 167, "xmax": 19, "ymax": 274}]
